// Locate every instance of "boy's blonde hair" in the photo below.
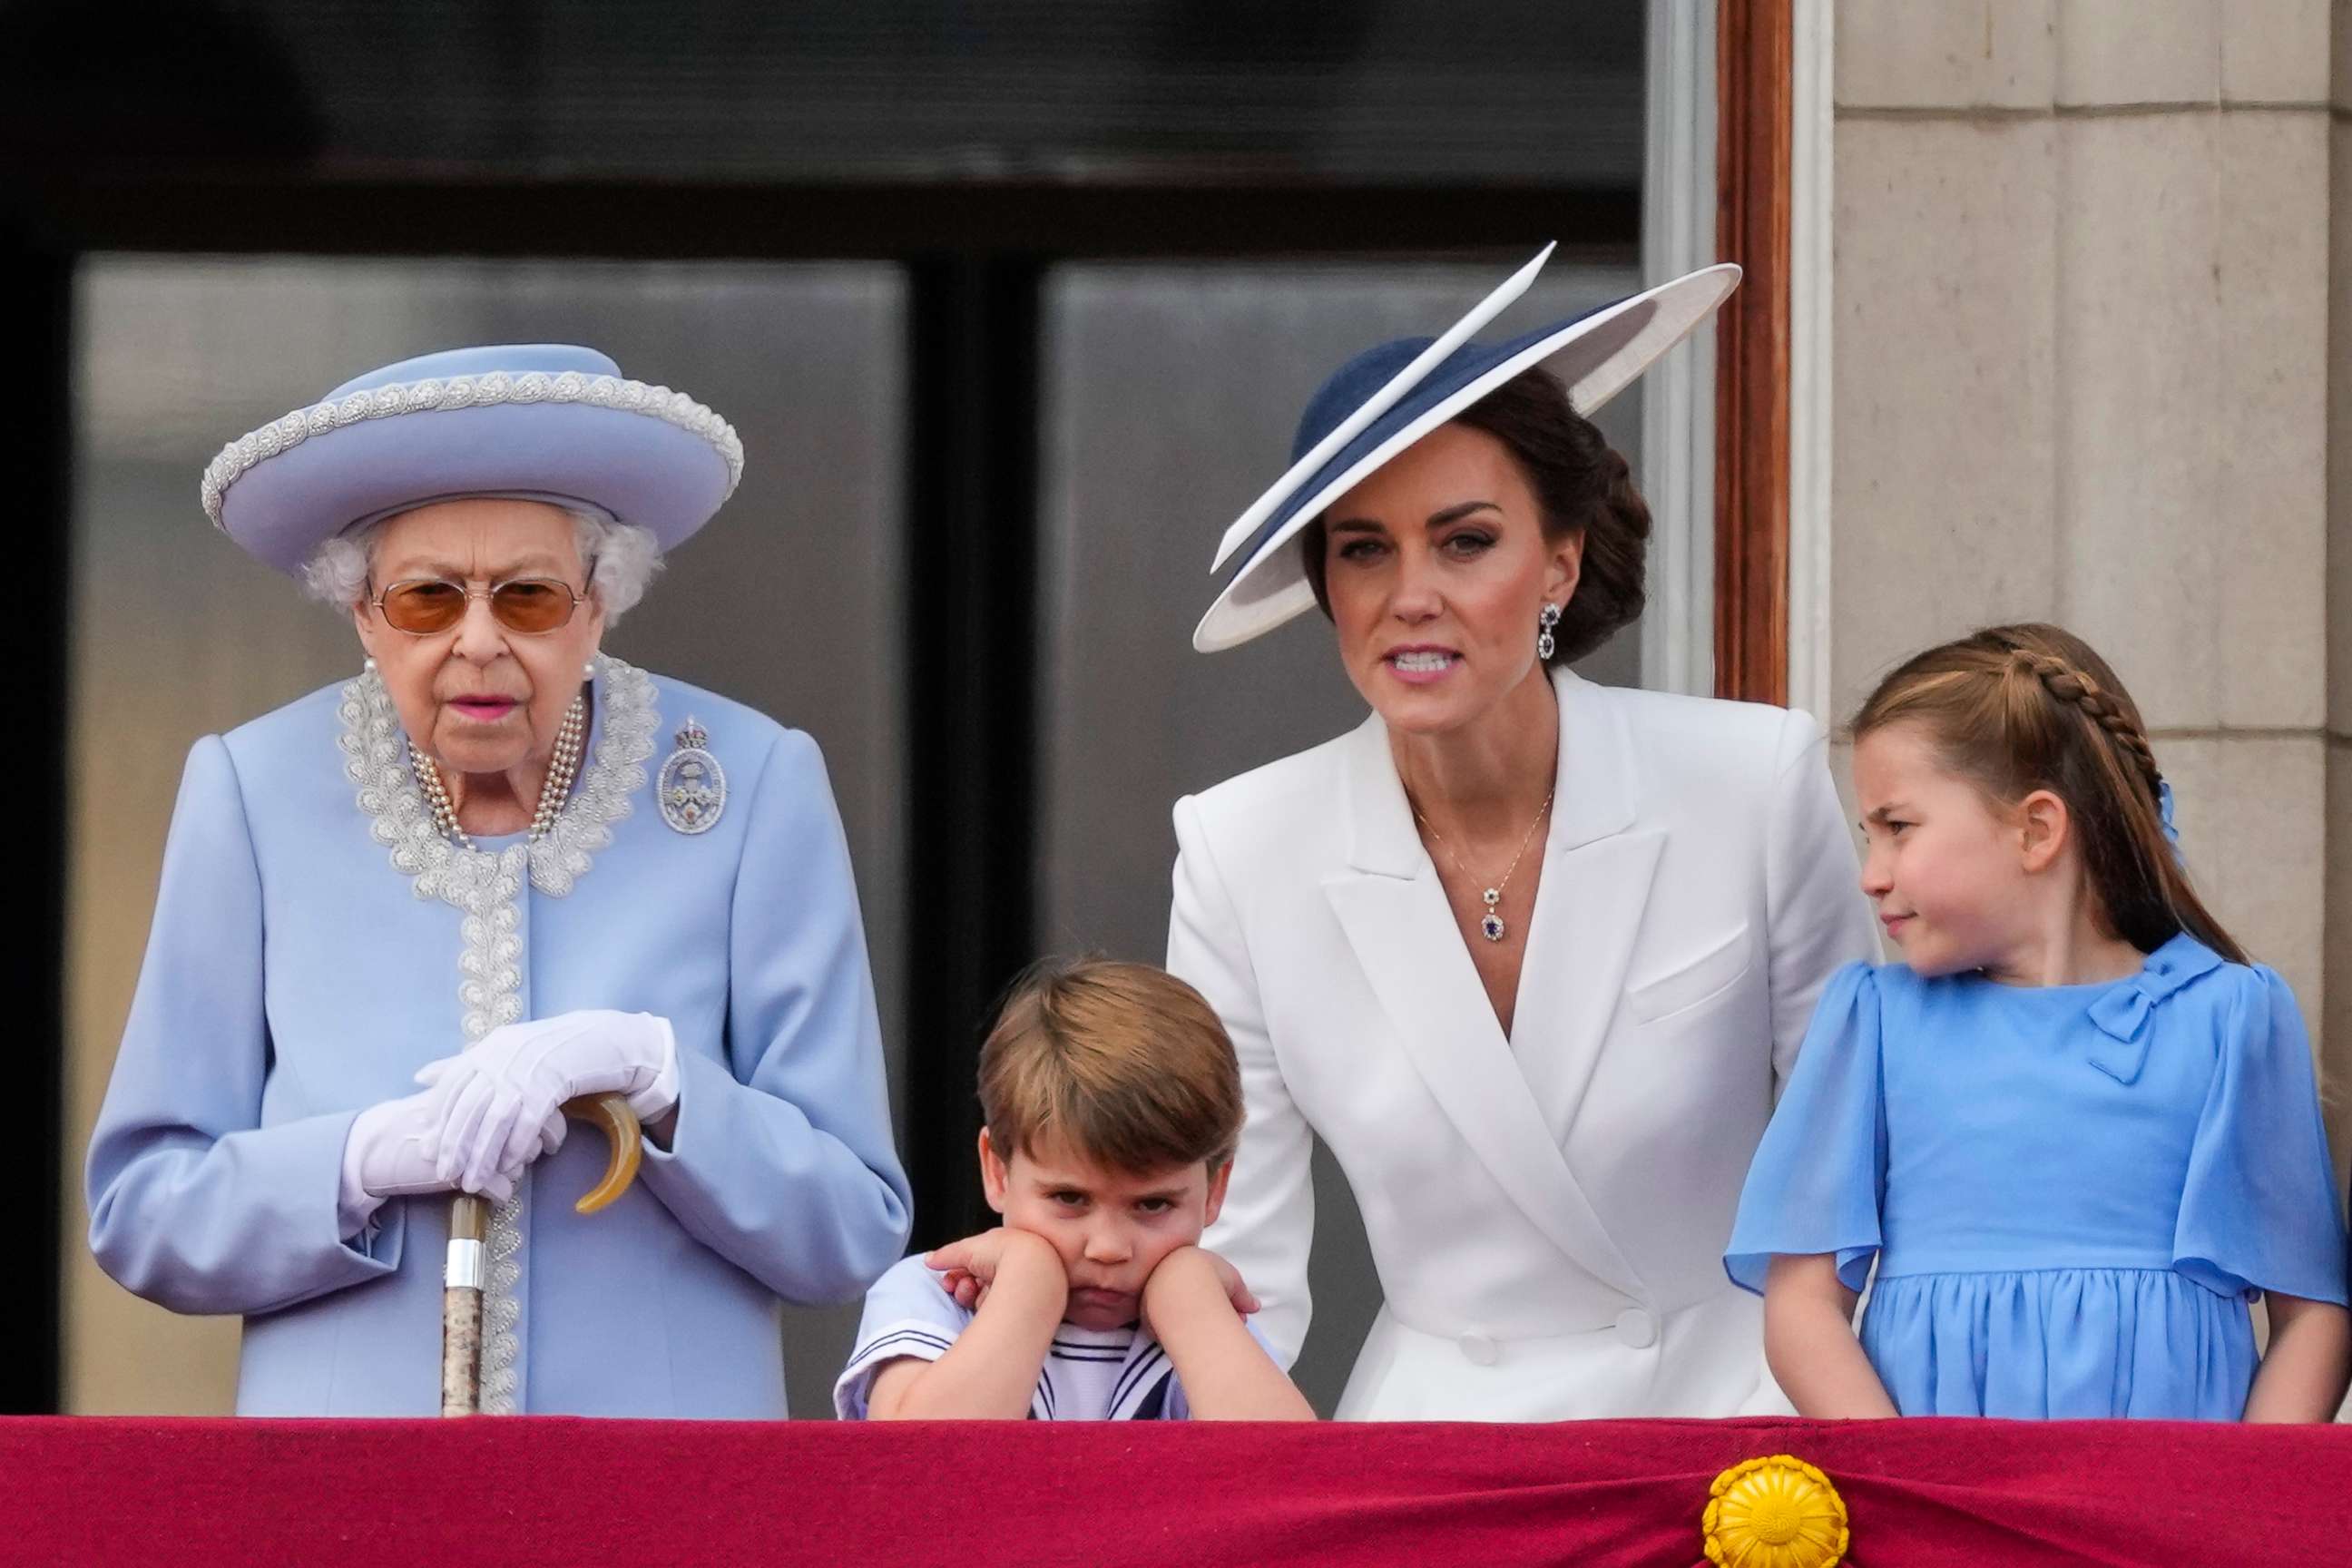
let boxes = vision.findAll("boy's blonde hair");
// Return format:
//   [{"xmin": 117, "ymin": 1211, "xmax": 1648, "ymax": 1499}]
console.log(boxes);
[{"xmin": 978, "ymin": 958, "xmax": 1243, "ymax": 1174}]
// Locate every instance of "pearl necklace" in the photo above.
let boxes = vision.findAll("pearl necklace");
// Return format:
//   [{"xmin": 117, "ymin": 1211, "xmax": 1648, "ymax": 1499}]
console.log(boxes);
[
  {"xmin": 409, "ymin": 692, "xmax": 588, "ymax": 851},
  {"xmin": 1411, "ymin": 786, "xmax": 1555, "ymax": 943}
]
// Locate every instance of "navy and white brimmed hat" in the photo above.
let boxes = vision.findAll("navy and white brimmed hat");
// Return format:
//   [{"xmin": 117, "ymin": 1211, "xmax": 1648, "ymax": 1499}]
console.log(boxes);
[
  {"xmin": 201, "ymin": 344, "xmax": 745, "ymax": 575},
  {"xmin": 1193, "ymin": 246, "xmax": 1740, "ymax": 652}
]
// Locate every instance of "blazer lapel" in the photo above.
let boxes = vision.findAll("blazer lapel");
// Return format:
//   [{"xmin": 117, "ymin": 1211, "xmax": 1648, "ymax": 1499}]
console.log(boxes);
[
  {"xmin": 1513, "ymin": 671, "xmax": 1664, "ymax": 1145},
  {"xmin": 1320, "ymin": 708, "xmax": 1644, "ymax": 1300}
]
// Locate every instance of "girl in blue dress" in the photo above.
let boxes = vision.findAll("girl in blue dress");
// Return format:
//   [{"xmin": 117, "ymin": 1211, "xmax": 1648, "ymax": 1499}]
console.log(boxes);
[{"xmin": 1727, "ymin": 623, "xmax": 2349, "ymax": 1420}]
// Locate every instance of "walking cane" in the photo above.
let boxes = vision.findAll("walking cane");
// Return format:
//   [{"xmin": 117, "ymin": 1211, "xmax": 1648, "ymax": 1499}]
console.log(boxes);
[{"xmin": 441, "ymin": 1092, "xmax": 643, "ymax": 1416}]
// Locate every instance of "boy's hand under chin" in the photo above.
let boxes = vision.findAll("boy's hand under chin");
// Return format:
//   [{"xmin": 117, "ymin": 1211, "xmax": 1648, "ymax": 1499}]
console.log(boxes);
[
  {"xmin": 1138, "ymin": 1244, "xmax": 1261, "ymax": 1339},
  {"xmin": 926, "ymin": 1227, "xmax": 1069, "ymax": 1316},
  {"xmin": 1135, "ymin": 1245, "xmax": 1312, "ymax": 1420}
]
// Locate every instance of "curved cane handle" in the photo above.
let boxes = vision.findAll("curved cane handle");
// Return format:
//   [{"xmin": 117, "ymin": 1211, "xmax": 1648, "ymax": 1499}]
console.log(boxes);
[{"xmin": 562, "ymin": 1092, "xmax": 643, "ymax": 1214}]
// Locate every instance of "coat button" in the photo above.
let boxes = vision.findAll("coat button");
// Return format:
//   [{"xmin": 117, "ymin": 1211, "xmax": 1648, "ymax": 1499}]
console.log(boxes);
[
  {"xmin": 1458, "ymin": 1332, "xmax": 1501, "ymax": 1366},
  {"xmin": 1615, "ymin": 1308, "xmax": 1658, "ymax": 1349}
]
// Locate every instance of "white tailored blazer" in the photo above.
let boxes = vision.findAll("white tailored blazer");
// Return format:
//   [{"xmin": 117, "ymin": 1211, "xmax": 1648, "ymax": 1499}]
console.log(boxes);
[{"xmin": 1170, "ymin": 667, "xmax": 1878, "ymax": 1420}]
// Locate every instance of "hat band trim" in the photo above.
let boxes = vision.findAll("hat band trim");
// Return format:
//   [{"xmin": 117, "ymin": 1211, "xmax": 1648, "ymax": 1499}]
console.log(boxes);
[{"xmin": 201, "ymin": 370, "xmax": 744, "ymax": 529}]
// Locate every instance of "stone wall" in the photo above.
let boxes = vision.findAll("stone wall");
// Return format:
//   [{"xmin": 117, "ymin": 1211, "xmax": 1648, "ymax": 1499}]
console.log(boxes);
[{"xmin": 1830, "ymin": 1, "xmax": 2348, "ymax": 1173}]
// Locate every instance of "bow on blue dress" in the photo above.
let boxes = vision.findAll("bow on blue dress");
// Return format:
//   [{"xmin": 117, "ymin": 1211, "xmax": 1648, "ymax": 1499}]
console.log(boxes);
[
  {"xmin": 2086, "ymin": 936, "xmax": 2222, "ymax": 1085},
  {"xmin": 2086, "ymin": 775, "xmax": 2197, "ymax": 1083}
]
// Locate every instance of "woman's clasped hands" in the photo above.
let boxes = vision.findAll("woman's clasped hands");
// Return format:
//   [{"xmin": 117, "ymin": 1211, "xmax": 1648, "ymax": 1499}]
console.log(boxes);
[{"xmin": 342, "ymin": 1010, "xmax": 680, "ymax": 1212}]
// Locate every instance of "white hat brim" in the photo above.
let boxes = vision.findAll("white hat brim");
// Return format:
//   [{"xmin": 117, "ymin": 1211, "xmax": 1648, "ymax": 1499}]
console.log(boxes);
[{"xmin": 1191, "ymin": 261, "xmax": 1741, "ymax": 654}]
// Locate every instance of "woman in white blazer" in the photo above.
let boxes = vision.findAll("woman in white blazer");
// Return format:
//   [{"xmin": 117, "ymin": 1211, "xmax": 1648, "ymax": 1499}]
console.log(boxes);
[{"xmin": 1169, "ymin": 252, "xmax": 1879, "ymax": 1419}]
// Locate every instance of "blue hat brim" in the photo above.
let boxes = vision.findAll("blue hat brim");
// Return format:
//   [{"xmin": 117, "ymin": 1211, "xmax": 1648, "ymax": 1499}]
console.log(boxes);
[
  {"xmin": 1192, "ymin": 261, "xmax": 1740, "ymax": 653},
  {"xmin": 204, "ymin": 344, "xmax": 743, "ymax": 575}
]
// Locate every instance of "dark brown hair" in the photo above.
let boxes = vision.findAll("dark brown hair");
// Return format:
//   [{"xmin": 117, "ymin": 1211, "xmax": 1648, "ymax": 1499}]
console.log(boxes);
[
  {"xmin": 1298, "ymin": 364, "xmax": 1651, "ymax": 666},
  {"xmin": 1849, "ymin": 622, "xmax": 2245, "ymax": 964},
  {"xmin": 978, "ymin": 957, "xmax": 1244, "ymax": 1174}
]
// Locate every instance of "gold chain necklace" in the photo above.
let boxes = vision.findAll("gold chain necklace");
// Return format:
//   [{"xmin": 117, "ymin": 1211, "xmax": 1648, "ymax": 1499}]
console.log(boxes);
[
  {"xmin": 1410, "ymin": 786, "xmax": 1555, "ymax": 943},
  {"xmin": 409, "ymin": 692, "xmax": 588, "ymax": 851}
]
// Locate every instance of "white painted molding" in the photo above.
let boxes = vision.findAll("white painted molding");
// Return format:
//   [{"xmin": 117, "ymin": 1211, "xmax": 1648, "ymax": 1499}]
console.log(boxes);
[
  {"xmin": 1786, "ymin": 0, "xmax": 1837, "ymax": 725},
  {"xmin": 1639, "ymin": 0, "xmax": 1720, "ymax": 698}
]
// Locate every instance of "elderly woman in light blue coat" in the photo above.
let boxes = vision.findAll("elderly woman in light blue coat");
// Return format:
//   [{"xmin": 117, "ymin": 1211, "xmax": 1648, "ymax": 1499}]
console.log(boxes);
[{"xmin": 85, "ymin": 346, "xmax": 911, "ymax": 1416}]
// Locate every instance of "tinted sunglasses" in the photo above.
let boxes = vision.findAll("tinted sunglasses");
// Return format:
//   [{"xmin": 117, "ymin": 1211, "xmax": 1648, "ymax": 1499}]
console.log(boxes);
[{"xmin": 369, "ymin": 576, "xmax": 590, "ymax": 635}]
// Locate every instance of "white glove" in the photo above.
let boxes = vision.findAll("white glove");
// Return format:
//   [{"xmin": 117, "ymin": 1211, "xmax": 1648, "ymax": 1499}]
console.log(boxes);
[
  {"xmin": 338, "ymin": 1088, "xmax": 564, "ymax": 1236},
  {"xmin": 415, "ymin": 1010, "xmax": 679, "ymax": 1197}
]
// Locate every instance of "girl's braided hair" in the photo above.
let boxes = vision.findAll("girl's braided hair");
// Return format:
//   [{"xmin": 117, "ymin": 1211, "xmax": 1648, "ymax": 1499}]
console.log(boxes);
[{"xmin": 1849, "ymin": 623, "xmax": 2246, "ymax": 965}]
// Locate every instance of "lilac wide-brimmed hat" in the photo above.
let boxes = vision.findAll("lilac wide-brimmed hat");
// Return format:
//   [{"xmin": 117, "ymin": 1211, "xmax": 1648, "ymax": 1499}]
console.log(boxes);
[
  {"xmin": 200, "ymin": 344, "xmax": 745, "ymax": 575},
  {"xmin": 1192, "ymin": 246, "xmax": 1740, "ymax": 652}
]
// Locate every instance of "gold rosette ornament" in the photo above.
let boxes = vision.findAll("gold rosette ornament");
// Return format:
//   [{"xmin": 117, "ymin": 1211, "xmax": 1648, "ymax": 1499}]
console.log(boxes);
[{"xmin": 1701, "ymin": 1454, "xmax": 1850, "ymax": 1568}]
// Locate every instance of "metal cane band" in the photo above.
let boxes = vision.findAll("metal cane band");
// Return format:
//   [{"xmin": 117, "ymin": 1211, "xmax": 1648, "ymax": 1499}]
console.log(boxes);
[{"xmin": 444, "ymin": 1239, "xmax": 486, "ymax": 1291}]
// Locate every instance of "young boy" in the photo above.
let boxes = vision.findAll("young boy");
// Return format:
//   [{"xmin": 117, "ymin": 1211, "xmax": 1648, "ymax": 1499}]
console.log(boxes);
[{"xmin": 835, "ymin": 959, "xmax": 1313, "ymax": 1421}]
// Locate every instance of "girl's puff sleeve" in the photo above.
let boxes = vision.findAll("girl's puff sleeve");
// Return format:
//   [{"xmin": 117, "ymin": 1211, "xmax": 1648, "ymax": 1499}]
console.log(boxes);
[
  {"xmin": 2172, "ymin": 966, "xmax": 2348, "ymax": 1306},
  {"xmin": 1725, "ymin": 962, "xmax": 1887, "ymax": 1296}
]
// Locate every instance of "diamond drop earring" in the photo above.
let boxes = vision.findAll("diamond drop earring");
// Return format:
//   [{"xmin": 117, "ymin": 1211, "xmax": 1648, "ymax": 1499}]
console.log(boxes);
[{"xmin": 1536, "ymin": 602, "xmax": 1562, "ymax": 662}]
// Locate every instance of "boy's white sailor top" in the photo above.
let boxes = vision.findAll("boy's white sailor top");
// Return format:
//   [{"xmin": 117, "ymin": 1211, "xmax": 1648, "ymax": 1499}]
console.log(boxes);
[{"xmin": 835, "ymin": 1255, "xmax": 1273, "ymax": 1420}]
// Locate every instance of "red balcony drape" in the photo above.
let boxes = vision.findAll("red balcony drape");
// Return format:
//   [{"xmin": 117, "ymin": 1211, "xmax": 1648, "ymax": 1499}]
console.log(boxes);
[{"xmin": 7, "ymin": 1415, "xmax": 2343, "ymax": 1566}]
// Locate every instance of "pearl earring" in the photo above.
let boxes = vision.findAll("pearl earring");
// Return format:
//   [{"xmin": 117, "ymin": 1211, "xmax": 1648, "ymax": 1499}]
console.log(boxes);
[
  {"xmin": 583, "ymin": 660, "xmax": 597, "ymax": 680},
  {"xmin": 363, "ymin": 656, "xmax": 377, "ymax": 672},
  {"xmin": 1536, "ymin": 603, "xmax": 1562, "ymax": 662}
]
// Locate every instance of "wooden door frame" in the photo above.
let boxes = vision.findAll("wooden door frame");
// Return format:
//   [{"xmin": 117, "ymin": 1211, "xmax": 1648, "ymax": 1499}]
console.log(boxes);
[{"xmin": 1713, "ymin": 0, "xmax": 1793, "ymax": 705}]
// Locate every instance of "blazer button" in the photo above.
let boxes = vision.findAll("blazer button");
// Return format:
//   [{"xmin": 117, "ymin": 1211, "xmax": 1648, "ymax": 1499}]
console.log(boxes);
[
  {"xmin": 1616, "ymin": 1308, "xmax": 1659, "ymax": 1349},
  {"xmin": 1458, "ymin": 1332, "xmax": 1501, "ymax": 1366}
]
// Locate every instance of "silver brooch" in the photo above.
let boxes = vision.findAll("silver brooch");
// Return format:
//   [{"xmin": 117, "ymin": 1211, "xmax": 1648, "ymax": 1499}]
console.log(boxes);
[{"xmin": 657, "ymin": 716, "xmax": 726, "ymax": 835}]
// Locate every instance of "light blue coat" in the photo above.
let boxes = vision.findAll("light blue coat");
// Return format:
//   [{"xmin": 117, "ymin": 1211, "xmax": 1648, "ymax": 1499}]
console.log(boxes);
[{"xmin": 86, "ymin": 658, "xmax": 912, "ymax": 1416}]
